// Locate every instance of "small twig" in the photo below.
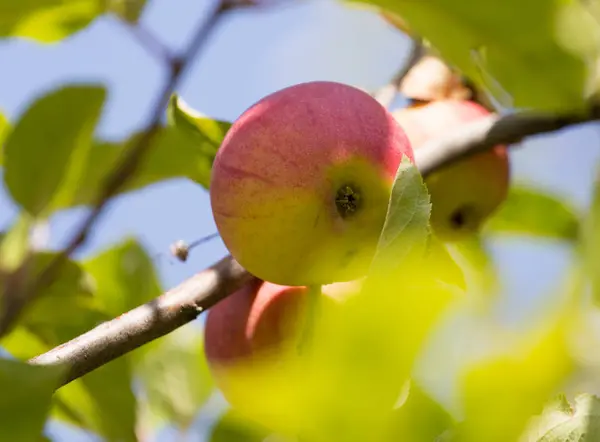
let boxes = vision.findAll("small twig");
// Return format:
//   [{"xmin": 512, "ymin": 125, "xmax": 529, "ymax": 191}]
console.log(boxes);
[
  {"xmin": 0, "ymin": 1, "xmax": 236, "ymax": 338},
  {"xmin": 169, "ymin": 232, "xmax": 220, "ymax": 262},
  {"xmin": 29, "ymin": 255, "xmax": 256, "ymax": 387},
  {"xmin": 373, "ymin": 37, "xmax": 425, "ymax": 108},
  {"xmin": 28, "ymin": 106, "xmax": 600, "ymax": 389}
]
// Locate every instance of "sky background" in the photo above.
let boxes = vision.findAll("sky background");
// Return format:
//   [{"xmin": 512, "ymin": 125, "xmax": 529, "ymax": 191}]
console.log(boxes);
[{"xmin": 1, "ymin": 0, "xmax": 600, "ymax": 440}]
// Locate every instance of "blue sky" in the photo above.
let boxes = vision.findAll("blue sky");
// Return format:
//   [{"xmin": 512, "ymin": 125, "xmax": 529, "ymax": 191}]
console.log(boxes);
[{"xmin": 1, "ymin": 0, "xmax": 600, "ymax": 440}]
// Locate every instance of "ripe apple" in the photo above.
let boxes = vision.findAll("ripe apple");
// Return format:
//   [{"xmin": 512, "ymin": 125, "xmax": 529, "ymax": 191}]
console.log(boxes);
[
  {"xmin": 393, "ymin": 100, "xmax": 510, "ymax": 240},
  {"xmin": 204, "ymin": 279, "xmax": 359, "ymax": 407},
  {"xmin": 210, "ymin": 81, "xmax": 414, "ymax": 286}
]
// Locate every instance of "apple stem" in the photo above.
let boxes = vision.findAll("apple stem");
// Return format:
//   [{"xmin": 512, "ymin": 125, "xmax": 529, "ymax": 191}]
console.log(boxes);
[{"xmin": 297, "ymin": 284, "xmax": 322, "ymax": 354}]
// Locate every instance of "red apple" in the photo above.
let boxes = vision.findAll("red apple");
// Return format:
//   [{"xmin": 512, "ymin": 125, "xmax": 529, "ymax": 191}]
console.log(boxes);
[
  {"xmin": 393, "ymin": 99, "xmax": 510, "ymax": 240},
  {"xmin": 210, "ymin": 81, "xmax": 414, "ymax": 286}
]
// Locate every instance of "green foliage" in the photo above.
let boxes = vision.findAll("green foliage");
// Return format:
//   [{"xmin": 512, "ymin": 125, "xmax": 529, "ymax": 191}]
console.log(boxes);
[
  {"xmin": 485, "ymin": 185, "xmax": 580, "ymax": 241},
  {"xmin": 0, "ymin": 359, "xmax": 64, "ymax": 442},
  {"xmin": 209, "ymin": 409, "xmax": 272, "ymax": 442},
  {"xmin": 135, "ymin": 325, "xmax": 215, "ymax": 432},
  {"xmin": 581, "ymin": 170, "xmax": 600, "ymax": 305},
  {"xmin": 107, "ymin": 0, "xmax": 148, "ymax": 23},
  {"xmin": 0, "ymin": 0, "xmax": 104, "ymax": 42},
  {"xmin": 354, "ymin": 0, "xmax": 597, "ymax": 111},
  {"xmin": 533, "ymin": 394, "xmax": 600, "ymax": 441},
  {"xmin": 3, "ymin": 85, "xmax": 107, "ymax": 217},
  {"xmin": 0, "ymin": 111, "xmax": 8, "ymax": 165}
]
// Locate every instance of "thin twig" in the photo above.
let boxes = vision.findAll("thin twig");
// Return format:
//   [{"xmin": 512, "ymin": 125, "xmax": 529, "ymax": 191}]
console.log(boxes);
[
  {"xmin": 0, "ymin": 1, "xmax": 235, "ymax": 338},
  {"xmin": 29, "ymin": 106, "xmax": 600, "ymax": 389}
]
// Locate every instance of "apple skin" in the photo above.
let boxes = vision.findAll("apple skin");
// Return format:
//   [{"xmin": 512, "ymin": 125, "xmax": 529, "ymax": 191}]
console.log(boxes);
[
  {"xmin": 204, "ymin": 280, "xmax": 359, "ymax": 407},
  {"xmin": 393, "ymin": 99, "xmax": 510, "ymax": 240},
  {"xmin": 210, "ymin": 81, "xmax": 414, "ymax": 286}
]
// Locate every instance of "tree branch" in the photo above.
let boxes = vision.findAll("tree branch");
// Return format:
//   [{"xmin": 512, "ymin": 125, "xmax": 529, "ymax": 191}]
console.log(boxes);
[
  {"xmin": 0, "ymin": 0, "xmax": 236, "ymax": 339},
  {"xmin": 28, "ymin": 105, "xmax": 600, "ymax": 389}
]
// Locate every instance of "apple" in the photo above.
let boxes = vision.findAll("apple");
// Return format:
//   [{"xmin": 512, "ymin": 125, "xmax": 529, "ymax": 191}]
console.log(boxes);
[
  {"xmin": 210, "ymin": 81, "xmax": 414, "ymax": 286},
  {"xmin": 393, "ymin": 99, "xmax": 510, "ymax": 240},
  {"xmin": 204, "ymin": 279, "xmax": 359, "ymax": 407}
]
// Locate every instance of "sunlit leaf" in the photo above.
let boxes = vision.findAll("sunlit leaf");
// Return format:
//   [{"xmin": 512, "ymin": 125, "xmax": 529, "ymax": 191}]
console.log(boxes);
[
  {"xmin": 0, "ymin": 111, "xmax": 9, "ymax": 166},
  {"xmin": 485, "ymin": 186, "xmax": 580, "ymax": 241},
  {"xmin": 209, "ymin": 409, "xmax": 272, "ymax": 442},
  {"xmin": 350, "ymin": 0, "xmax": 595, "ymax": 111},
  {"xmin": 82, "ymin": 238, "xmax": 161, "ymax": 316},
  {"xmin": 0, "ymin": 359, "xmax": 65, "ymax": 442},
  {"xmin": 3, "ymin": 85, "xmax": 106, "ymax": 216},
  {"xmin": 107, "ymin": 0, "xmax": 147, "ymax": 23},
  {"xmin": 518, "ymin": 394, "xmax": 574, "ymax": 442},
  {"xmin": 0, "ymin": 213, "xmax": 33, "ymax": 272},
  {"xmin": 136, "ymin": 325, "xmax": 215, "ymax": 431},
  {"xmin": 533, "ymin": 394, "xmax": 600, "ymax": 442},
  {"xmin": 51, "ymin": 124, "xmax": 221, "ymax": 211},
  {"xmin": 0, "ymin": 0, "xmax": 102, "ymax": 42}
]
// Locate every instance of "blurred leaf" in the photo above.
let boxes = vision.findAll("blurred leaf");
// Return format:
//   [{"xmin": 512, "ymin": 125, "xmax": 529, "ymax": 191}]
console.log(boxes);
[
  {"xmin": 3, "ymin": 85, "xmax": 106, "ymax": 216},
  {"xmin": 485, "ymin": 186, "xmax": 580, "ymax": 241},
  {"xmin": 0, "ymin": 111, "xmax": 9, "ymax": 165},
  {"xmin": 533, "ymin": 394, "xmax": 600, "ymax": 441},
  {"xmin": 82, "ymin": 238, "xmax": 161, "ymax": 316},
  {"xmin": 459, "ymin": 312, "xmax": 575, "ymax": 442},
  {"xmin": 518, "ymin": 394, "xmax": 574, "ymax": 442},
  {"xmin": 0, "ymin": 359, "xmax": 64, "ymax": 442},
  {"xmin": 389, "ymin": 381, "xmax": 455, "ymax": 442},
  {"xmin": 582, "ymin": 170, "xmax": 600, "ymax": 305},
  {"xmin": 107, "ymin": 0, "xmax": 147, "ymax": 22},
  {"xmin": 136, "ymin": 325, "xmax": 215, "ymax": 431},
  {"xmin": 0, "ymin": 0, "xmax": 102, "ymax": 42},
  {"xmin": 209, "ymin": 409, "xmax": 272, "ymax": 442},
  {"xmin": 352, "ymin": 0, "xmax": 595, "ymax": 111},
  {"xmin": 51, "ymin": 124, "xmax": 222, "ymax": 211},
  {"xmin": 0, "ymin": 213, "xmax": 33, "ymax": 272},
  {"xmin": 216, "ymin": 159, "xmax": 459, "ymax": 442},
  {"xmin": 426, "ymin": 234, "xmax": 466, "ymax": 291}
]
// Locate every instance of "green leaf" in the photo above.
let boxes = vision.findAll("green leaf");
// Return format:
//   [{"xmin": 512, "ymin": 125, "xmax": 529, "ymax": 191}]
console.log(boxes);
[
  {"xmin": 107, "ymin": 0, "xmax": 147, "ymax": 23},
  {"xmin": 3, "ymin": 85, "xmax": 106, "ymax": 216},
  {"xmin": 388, "ymin": 381, "xmax": 455, "ymax": 442},
  {"xmin": 82, "ymin": 238, "xmax": 161, "ymax": 316},
  {"xmin": 534, "ymin": 394, "xmax": 600, "ymax": 442},
  {"xmin": 51, "ymin": 124, "xmax": 222, "ymax": 211},
  {"xmin": 352, "ymin": 0, "xmax": 595, "ymax": 111},
  {"xmin": 0, "ymin": 213, "xmax": 33, "ymax": 272},
  {"xmin": 484, "ymin": 185, "xmax": 580, "ymax": 241},
  {"xmin": 0, "ymin": 0, "xmax": 102, "ymax": 42},
  {"xmin": 0, "ymin": 359, "xmax": 65, "ymax": 442},
  {"xmin": 0, "ymin": 111, "xmax": 9, "ymax": 166},
  {"xmin": 135, "ymin": 325, "xmax": 215, "ymax": 432},
  {"xmin": 209, "ymin": 409, "xmax": 272, "ymax": 442},
  {"xmin": 519, "ymin": 394, "xmax": 574, "ymax": 442},
  {"xmin": 581, "ymin": 171, "xmax": 600, "ymax": 305}
]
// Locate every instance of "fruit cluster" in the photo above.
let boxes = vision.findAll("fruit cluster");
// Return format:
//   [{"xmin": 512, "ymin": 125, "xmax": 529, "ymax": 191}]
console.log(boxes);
[{"xmin": 205, "ymin": 79, "xmax": 510, "ymax": 406}]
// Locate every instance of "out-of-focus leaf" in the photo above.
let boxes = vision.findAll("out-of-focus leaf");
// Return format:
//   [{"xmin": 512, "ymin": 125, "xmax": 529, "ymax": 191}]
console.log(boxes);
[
  {"xmin": 209, "ymin": 409, "xmax": 272, "ymax": 442},
  {"xmin": 518, "ymin": 394, "xmax": 574, "ymax": 442},
  {"xmin": 0, "ymin": 213, "xmax": 33, "ymax": 272},
  {"xmin": 0, "ymin": 111, "xmax": 9, "ymax": 165},
  {"xmin": 0, "ymin": 359, "xmax": 65, "ymax": 442},
  {"xmin": 135, "ymin": 325, "xmax": 215, "ymax": 431},
  {"xmin": 107, "ymin": 0, "xmax": 147, "ymax": 22},
  {"xmin": 82, "ymin": 238, "xmax": 161, "ymax": 316},
  {"xmin": 3, "ymin": 85, "xmax": 106, "ymax": 216},
  {"xmin": 582, "ymin": 170, "xmax": 600, "ymax": 305},
  {"xmin": 351, "ymin": 0, "xmax": 596, "ymax": 111},
  {"xmin": 459, "ymin": 311, "xmax": 575, "ymax": 442},
  {"xmin": 0, "ymin": 0, "xmax": 102, "ymax": 42},
  {"xmin": 214, "ymin": 159, "xmax": 459, "ymax": 442},
  {"xmin": 388, "ymin": 381, "xmax": 455, "ymax": 442},
  {"xmin": 485, "ymin": 186, "xmax": 580, "ymax": 241},
  {"xmin": 532, "ymin": 394, "xmax": 600, "ymax": 441},
  {"xmin": 51, "ymin": 124, "xmax": 222, "ymax": 211}
]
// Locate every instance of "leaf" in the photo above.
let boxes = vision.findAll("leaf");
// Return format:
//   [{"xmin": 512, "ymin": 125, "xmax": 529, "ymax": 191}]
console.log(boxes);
[
  {"xmin": 388, "ymin": 381, "xmax": 455, "ymax": 442},
  {"xmin": 0, "ymin": 359, "xmax": 65, "ymax": 442},
  {"xmin": 484, "ymin": 185, "xmax": 580, "ymax": 241},
  {"xmin": 519, "ymin": 394, "xmax": 574, "ymax": 442},
  {"xmin": 3, "ymin": 85, "xmax": 106, "ymax": 216},
  {"xmin": 581, "ymin": 170, "xmax": 600, "ymax": 305},
  {"xmin": 535, "ymin": 394, "xmax": 600, "ymax": 442},
  {"xmin": 209, "ymin": 409, "xmax": 272, "ymax": 442},
  {"xmin": 351, "ymin": 0, "xmax": 595, "ymax": 111},
  {"xmin": 107, "ymin": 0, "xmax": 147, "ymax": 23},
  {"xmin": 0, "ymin": 0, "xmax": 102, "ymax": 42},
  {"xmin": 82, "ymin": 238, "xmax": 162, "ymax": 316},
  {"xmin": 0, "ymin": 213, "xmax": 33, "ymax": 272},
  {"xmin": 0, "ymin": 111, "xmax": 9, "ymax": 166},
  {"xmin": 51, "ymin": 124, "xmax": 222, "ymax": 211},
  {"xmin": 135, "ymin": 325, "xmax": 215, "ymax": 432}
]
